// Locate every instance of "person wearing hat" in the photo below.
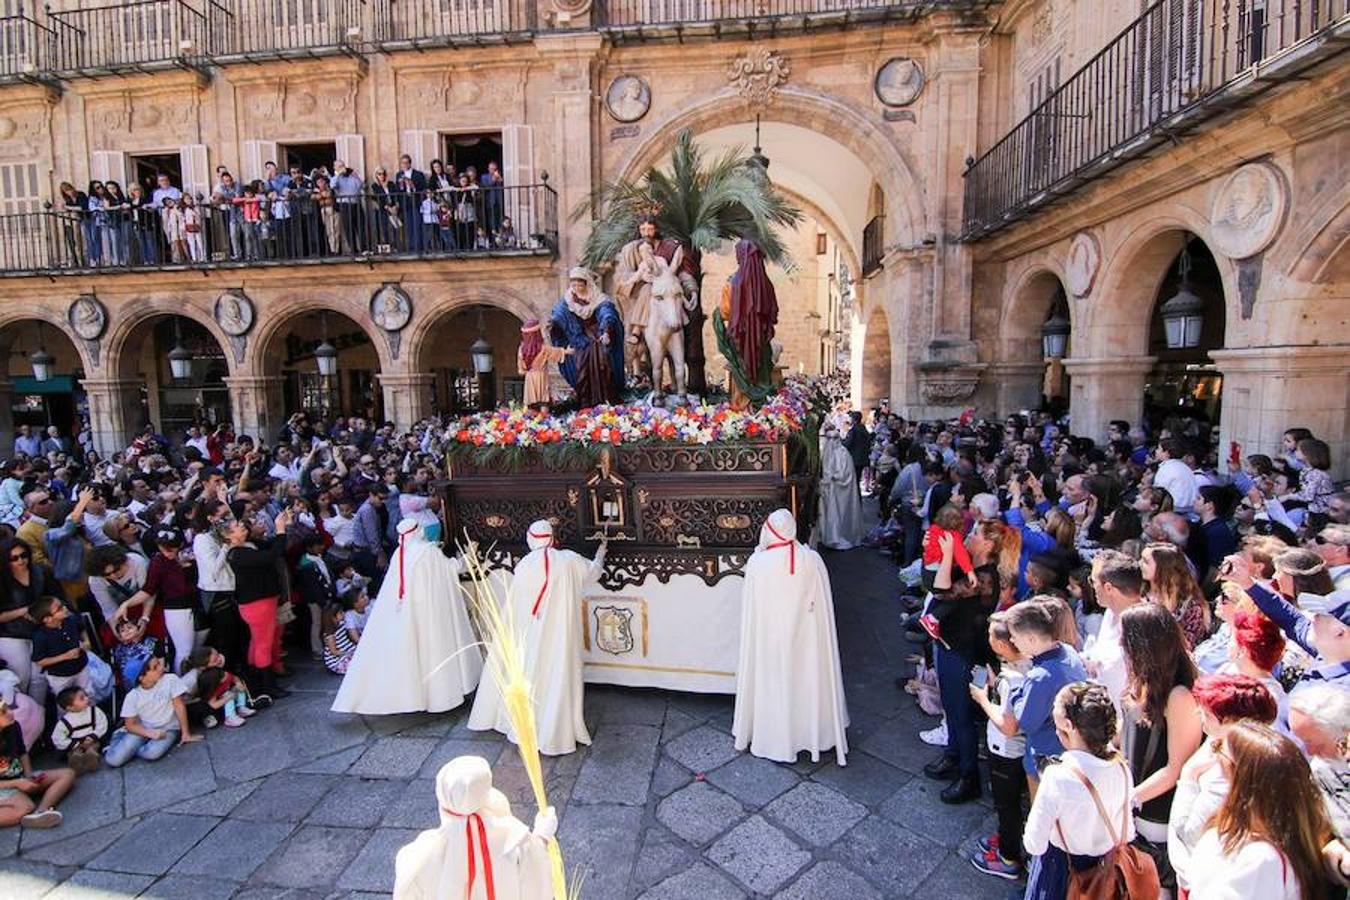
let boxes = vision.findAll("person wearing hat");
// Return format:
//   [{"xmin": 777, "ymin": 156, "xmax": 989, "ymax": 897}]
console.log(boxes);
[
  {"xmin": 547, "ymin": 267, "xmax": 625, "ymax": 407},
  {"xmin": 393, "ymin": 755, "xmax": 556, "ymax": 899},
  {"xmin": 516, "ymin": 318, "xmax": 573, "ymax": 409},
  {"xmin": 732, "ymin": 509, "xmax": 849, "ymax": 766},
  {"xmin": 112, "ymin": 526, "xmax": 199, "ymax": 673},
  {"xmin": 469, "ymin": 519, "xmax": 604, "ymax": 755}
]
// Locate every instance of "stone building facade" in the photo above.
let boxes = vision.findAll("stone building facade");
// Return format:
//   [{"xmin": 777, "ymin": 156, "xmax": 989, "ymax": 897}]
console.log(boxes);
[{"xmin": 0, "ymin": 0, "xmax": 1343, "ymax": 472}]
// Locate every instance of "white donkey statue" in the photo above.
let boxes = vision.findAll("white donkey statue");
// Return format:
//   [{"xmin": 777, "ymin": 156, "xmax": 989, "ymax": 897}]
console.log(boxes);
[{"xmin": 642, "ymin": 246, "xmax": 697, "ymax": 403}]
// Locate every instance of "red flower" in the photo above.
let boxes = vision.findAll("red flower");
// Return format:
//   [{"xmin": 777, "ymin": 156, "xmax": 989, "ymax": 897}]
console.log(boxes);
[{"xmin": 610, "ymin": 430, "xmax": 622, "ymax": 445}]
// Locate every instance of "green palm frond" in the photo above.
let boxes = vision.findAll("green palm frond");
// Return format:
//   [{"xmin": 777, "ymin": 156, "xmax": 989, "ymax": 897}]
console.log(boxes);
[{"xmin": 573, "ymin": 129, "xmax": 802, "ymax": 272}]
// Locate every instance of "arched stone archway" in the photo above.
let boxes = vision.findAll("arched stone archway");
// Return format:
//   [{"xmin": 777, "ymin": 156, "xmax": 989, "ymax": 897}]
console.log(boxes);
[
  {"xmin": 0, "ymin": 318, "xmax": 87, "ymax": 452},
  {"xmin": 614, "ymin": 87, "xmax": 928, "ymax": 248},
  {"xmin": 95, "ymin": 311, "xmax": 234, "ymax": 452},
  {"xmin": 994, "ymin": 268, "xmax": 1071, "ymax": 415},
  {"xmin": 859, "ymin": 305, "xmax": 892, "ymax": 410},
  {"xmin": 419, "ymin": 304, "xmax": 527, "ymax": 413}
]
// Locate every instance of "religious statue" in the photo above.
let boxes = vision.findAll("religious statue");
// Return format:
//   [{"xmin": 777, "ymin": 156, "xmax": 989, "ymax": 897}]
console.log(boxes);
[
  {"xmin": 517, "ymin": 318, "xmax": 572, "ymax": 410},
  {"xmin": 548, "ymin": 267, "xmax": 625, "ymax": 408},
  {"xmin": 715, "ymin": 239, "xmax": 779, "ymax": 409},
  {"xmin": 614, "ymin": 216, "xmax": 699, "ymax": 354}
]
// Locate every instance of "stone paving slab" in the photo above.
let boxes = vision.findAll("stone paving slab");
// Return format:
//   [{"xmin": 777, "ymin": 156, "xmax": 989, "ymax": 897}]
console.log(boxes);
[
  {"xmin": 336, "ymin": 827, "xmax": 418, "ymax": 892},
  {"xmin": 656, "ymin": 781, "xmax": 746, "ymax": 847},
  {"xmin": 22, "ymin": 819, "xmax": 138, "ymax": 869},
  {"xmin": 379, "ymin": 779, "xmax": 439, "ymax": 830},
  {"xmin": 292, "ymin": 746, "xmax": 367, "ymax": 775},
  {"xmin": 171, "ymin": 819, "xmax": 294, "ymax": 878},
  {"xmin": 19, "ymin": 766, "xmax": 124, "ymax": 851},
  {"xmin": 139, "ymin": 873, "xmax": 240, "ymax": 899},
  {"xmin": 777, "ymin": 860, "xmax": 885, "ymax": 900},
  {"xmin": 251, "ymin": 825, "xmax": 371, "ymax": 890},
  {"xmin": 347, "ymin": 737, "xmax": 439, "ymax": 779},
  {"xmin": 631, "ymin": 825, "xmax": 696, "ymax": 891},
  {"xmin": 206, "ymin": 713, "xmax": 299, "ymax": 783},
  {"xmin": 416, "ymin": 737, "xmax": 503, "ymax": 778},
  {"xmin": 662, "ymin": 724, "xmax": 740, "ymax": 773},
  {"xmin": 705, "ymin": 814, "xmax": 811, "ymax": 894},
  {"xmin": 703, "ymin": 752, "xmax": 798, "ymax": 808},
  {"xmin": 231, "ymin": 772, "xmax": 338, "ymax": 823},
  {"xmin": 809, "ymin": 749, "xmax": 913, "ymax": 806},
  {"xmin": 571, "ymin": 723, "xmax": 660, "ymax": 805},
  {"xmin": 637, "ymin": 862, "xmax": 746, "ymax": 900},
  {"xmin": 121, "ymin": 740, "xmax": 216, "ymax": 818},
  {"xmin": 164, "ymin": 779, "xmax": 261, "ymax": 817},
  {"xmin": 85, "ymin": 812, "xmax": 218, "ymax": 876},
  {"xmin": 306, "ymin": 777, "xmax": 407, "ymax": 829},
  {"xmin": 879, "ymin": 776, "xmax": 998, "ymax": 847},
  {"xmin": 43, "ymin": 868, "xmax": 155, "ymax": 899},
  {"xmin": 557, "ymin": 803, "xmax": 643, "ymax": 900},
  {"xmin": 833, "ymin": 814, "xmax": 947, "ymax": 897},
  {"xmin": 762, "ymin": 780, "xmax": 868, "ymax": 848}
]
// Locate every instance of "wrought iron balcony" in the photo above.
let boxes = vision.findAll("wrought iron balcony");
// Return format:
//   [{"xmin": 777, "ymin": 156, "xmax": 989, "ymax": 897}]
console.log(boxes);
[
  {"xmin": 368, "ymin": 0, "xmax": 536, "ymax": 47},
  {"xmin": 209, "ymin": 0, "xmax": 364, "ymax": 61},
  {"xmin": 0, "ymin": 13, "xmax": 58, "ymax": 80},
  {"xmin": 962, "ymin": 0, "xmax": 1350, "ymax": 240},
  {"xmin": 46, "ymin": 1, "xmax": 209, "ymax": 76},
  {"xmin": 862, "ymin": 214, "xmax": 883, "ymax": 276},
  {"xmin": 0, "ymin": 183, "xmax": 557, "ymax": 277},
  {"xmin": 597, "ymin": 0, "xmax": 979, "ymax": 32}
]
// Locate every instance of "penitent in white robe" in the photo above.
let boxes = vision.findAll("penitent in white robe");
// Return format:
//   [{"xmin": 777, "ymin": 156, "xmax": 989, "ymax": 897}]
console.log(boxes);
[
  {"xmin": 394, "ymin": 756, "xmax": 553, "ymax": 900},
  {"xmin": 733, "ymin": 512, "xmax": 849, "ymax": 765},
  {"xmin": 817, "ymin": 434, "xmax": 863, "ymax": 549},
  {"xmin": 467, "ymin": 543, "xmax": 601, "ymax": 756},
  {"xmin": 332, "ymin": 522, "xmax": 483, "ymax": 715}
]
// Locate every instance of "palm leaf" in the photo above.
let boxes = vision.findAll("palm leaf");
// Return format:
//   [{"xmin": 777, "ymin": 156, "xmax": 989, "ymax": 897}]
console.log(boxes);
[{"xmin": 572, "ymin": 128, "xmax": 802, "ymax": 272}]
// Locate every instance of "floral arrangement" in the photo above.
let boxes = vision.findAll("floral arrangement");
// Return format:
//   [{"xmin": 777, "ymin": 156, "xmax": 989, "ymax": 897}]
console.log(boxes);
[{"xmin": 447, "ymin": 376, "xmax": 823, "ymax": 451}]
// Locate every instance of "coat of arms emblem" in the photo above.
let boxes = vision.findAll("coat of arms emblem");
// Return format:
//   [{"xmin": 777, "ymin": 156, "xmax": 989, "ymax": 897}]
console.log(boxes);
[{"xmin": 593, "ymin": 606, "xmax": 635, "ymax": 656}]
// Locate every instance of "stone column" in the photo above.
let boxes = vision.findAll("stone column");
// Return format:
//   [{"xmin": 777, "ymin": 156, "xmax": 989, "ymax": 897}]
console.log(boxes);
[
  {"xmin": 1211, "ymin": 345, "xmax": 1350, "ymax": 478},
  {"xmin": 222, "ymin": 375, "xmax": 286, "ymax": 443},
  {"xmin": 378, "ymin": 372, "xmax": 434, "ymax": 432},
  {"xmin": 80, "ymin": 378, "xmax": 145, "ymax": 456},
  {"xmin": 986, "ymin": 362, "xmax": 1046, "ymax": 417},
  {"xmin": 1062, "ymin": 356, "xmax": 1156, "ymax": 445}
]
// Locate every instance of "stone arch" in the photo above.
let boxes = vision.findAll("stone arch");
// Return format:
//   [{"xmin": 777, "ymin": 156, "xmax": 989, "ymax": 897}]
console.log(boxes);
[
  {"xmin": 0, "ymin": 309, "xmax": 95, "ymax": 375},
  {"xmin": 613, "ymin": 86, "xmax": 929, "ymax": 249},
  {"xmin": 1000, "ymin": 261, "xmax": 1071, "ymax": 365},
  {"xmin": 1287, "ymin": 194, "xmax": 1350, "ymax": 285},
  {"xmin": 859, "ymin": 304, "xmax": 892, "ymax": 409},
  {"xmin": 103, "ymin": 302, "xmax": 237, "ymax": 381},
  {"xmin": 408, "ymin": 286, "xmax": 542, "ymax": 376},
  {"xmin": 250, "ymin": 293, "xmax": 394, "ymax": 374},
  {"xmin": 1085, "ymin": 210, "xmax": 1239, "ymax": 359}
]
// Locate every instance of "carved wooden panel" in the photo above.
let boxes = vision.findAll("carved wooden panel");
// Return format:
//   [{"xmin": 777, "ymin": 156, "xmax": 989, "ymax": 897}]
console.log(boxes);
[{"xmin": 639, "ymin": 496, "xmax": 780, "ymax": 547}]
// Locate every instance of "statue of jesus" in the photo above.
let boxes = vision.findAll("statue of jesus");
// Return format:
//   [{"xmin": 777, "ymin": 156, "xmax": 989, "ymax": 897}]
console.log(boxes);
[{"xmin": 614, "ymin": 216, "xmax": 699, "ymax": 350}]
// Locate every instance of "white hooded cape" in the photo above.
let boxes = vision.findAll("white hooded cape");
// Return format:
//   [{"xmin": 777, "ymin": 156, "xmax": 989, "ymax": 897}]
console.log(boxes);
[
  {"xmin": 467, "ymin": 520, "xmax": 600, "ymax": 755},
  {"xmin": 732, "ymin": 509, "xmax": 850, "ymax": 765},
  {"xmin": 818, "ymin": 432, "xmax": 863, "ymax": 549},
  {"xmin": 394, "ymin": 755, "xmax": 553, "ymax": 900},
  {"xmin": 332, "ymin": 519, "xmax": 483, "ymax": 714}
]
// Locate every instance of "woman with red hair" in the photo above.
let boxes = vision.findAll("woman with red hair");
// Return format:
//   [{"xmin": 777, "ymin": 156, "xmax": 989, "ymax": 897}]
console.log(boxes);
[
  {"xmin": 1167, "ymin": 672, "xmax": 1278, "ymax": 894},
  {"xmin": 1223, "ymin": 608, "xmax": 1288, "ymax": 727}
]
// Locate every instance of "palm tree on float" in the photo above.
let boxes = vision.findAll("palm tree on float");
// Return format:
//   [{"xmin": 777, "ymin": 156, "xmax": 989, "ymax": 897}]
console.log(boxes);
[{"xmin": 573, "ymin": 127, "xmax": 801, "ymax": 395}]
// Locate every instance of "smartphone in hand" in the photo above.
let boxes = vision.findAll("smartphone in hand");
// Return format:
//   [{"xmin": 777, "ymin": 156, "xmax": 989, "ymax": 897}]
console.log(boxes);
[
  {"xmin": 1229, "ymin": 441, "xmax": 1242, "ymax": 469},
  {"xmin": 971, "ymin": 666, "xmax": 990, "ymax": 689}
]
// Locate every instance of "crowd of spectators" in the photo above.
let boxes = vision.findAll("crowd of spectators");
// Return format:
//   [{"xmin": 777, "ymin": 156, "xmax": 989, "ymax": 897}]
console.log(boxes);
[
  {"xmin": 51, "ymin": 154, "xmax": 525, "ymax": 268},
  {"xmin": 850, "ymin": 405, "xmax": 1347, "ymax": 899}
]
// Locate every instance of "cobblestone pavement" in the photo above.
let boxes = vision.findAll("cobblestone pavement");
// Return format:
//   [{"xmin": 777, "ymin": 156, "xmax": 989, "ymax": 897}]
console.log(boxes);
[{"xmin": 0, "ymin": 540, "xmax": 1013, "ymax": 899}]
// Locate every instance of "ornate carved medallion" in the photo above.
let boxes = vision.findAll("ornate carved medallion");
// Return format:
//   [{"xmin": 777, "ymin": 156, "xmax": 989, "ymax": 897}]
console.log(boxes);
[
  {"xmin": 728, "ymin": 50, "xmax": 789, "ymax": 108},
  {"xmin": 1065, "ymin": 231, "xmax": 1101, "ymax": 298},
  {"xmin": 1210, "ymin": 162, "xmax": 1287, "ymax": 260},
  {"xmin": 874, "ymin": 58, "xmax": 925, "ymax": 107}
]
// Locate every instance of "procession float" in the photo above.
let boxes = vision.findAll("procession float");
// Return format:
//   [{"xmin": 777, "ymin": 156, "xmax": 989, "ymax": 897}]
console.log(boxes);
[{"xmin": 442, "ymin": 130, "xmax": 830, "ymax": 693}]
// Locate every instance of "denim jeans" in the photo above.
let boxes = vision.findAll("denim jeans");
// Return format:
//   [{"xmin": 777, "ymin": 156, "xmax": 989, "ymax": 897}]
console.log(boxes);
[
  {"xmin": 934, "ymin": 643, "xmax": 979, "ymax": 777},
  {"xmin": 104, "ymin": 727, "xmax": 179, "ymax": 767}
]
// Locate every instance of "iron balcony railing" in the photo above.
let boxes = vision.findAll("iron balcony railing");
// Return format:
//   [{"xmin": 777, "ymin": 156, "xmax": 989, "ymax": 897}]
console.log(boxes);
[
  {"xmin": 0, "ymin": 183, "xmax": 556, "ymax": 276},
  {"xmin": 0, "ymin": 13, "xmax": 58, "ymax": 79},
  {"xmin": 209, "ymin": 0, "xmax": 363, "ymax": 60},
  {"xmin": 47, "ymin": 0, "xmax": 209, "ymax": 75},
  {"xmin": 962, "ymin": 0, "xmax": 1350, "ymax": 239},
  {"xmin": 369, "ymin": 0, "xmax": 536, "ymax": 46},
  {"xmin": 861, "ymin": 214, "xmax": 883, "ymax": 276},
  {"xmin": 597, "ymin": 0, "xmax": 975, "ymax": 29}
]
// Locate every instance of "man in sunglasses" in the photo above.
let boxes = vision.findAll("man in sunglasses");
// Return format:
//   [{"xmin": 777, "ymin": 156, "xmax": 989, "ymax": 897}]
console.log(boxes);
[{"xmin": 1310, "ymin": 524, "xmax": 1350, "ymax": 591}]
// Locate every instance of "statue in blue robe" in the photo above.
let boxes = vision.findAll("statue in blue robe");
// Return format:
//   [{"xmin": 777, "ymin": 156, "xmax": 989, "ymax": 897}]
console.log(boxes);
[{"xmin": 549, "ymin": 267, "xmax": 625, "ymax": 407}]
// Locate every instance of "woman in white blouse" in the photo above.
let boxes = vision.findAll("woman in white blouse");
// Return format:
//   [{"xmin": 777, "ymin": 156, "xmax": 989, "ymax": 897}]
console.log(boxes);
[
  {"xmin": 1188, "ymin": 721, "xmax": 1332, "ymax": 900},
  {"xmin": 1022, "ymin": 681, "xmax": 1135, "ymax": 900}
]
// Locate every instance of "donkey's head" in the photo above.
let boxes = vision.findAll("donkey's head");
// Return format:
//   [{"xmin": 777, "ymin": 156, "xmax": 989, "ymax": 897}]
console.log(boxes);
[{"xmin": 647, "ymin": 246, "xmax": 688, "ymax": 331}]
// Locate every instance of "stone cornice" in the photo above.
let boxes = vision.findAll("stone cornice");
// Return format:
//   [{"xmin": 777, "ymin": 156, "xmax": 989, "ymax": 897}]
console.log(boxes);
[
  {"xmin": 1061, "ymin": 356, "xmax": 1157, "ymax": 376},
  {"xmin": 1209, "ymin": 345, "xmax": 1350, "ymax": 373}
]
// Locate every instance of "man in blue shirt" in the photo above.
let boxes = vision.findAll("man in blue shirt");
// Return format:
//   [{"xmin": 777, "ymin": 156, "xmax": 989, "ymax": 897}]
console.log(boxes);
[
  {"xmin": 13, "ymin": 425, "xmax": 41, "ymax": 457},
  {"xmin": 352, "ymin": 484, "xmax": 389, "ymax": 588}
]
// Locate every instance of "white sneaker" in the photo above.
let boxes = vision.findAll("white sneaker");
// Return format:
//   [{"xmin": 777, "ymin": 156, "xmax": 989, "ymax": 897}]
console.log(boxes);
[
  {"xmin": 224, "ymin": 715, "xmax": 246, "ymax": 728},
  {"xmin": 203, "ymin": 714, "xmax": 219, "ymax": 729},
  {"xmin": 21, "ymin": 809, "xmax": 62, "ymax": 829},
  {"xmin": 238, "ymin": 705, "xmax": 257, "ymax": 718},
  {"xmin": 920, "ymin": 721, "xmax": 949, "ymax": 746}
]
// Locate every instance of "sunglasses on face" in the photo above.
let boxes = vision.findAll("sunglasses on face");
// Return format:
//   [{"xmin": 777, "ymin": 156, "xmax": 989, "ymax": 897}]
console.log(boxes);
[{"xmin": 10, "ymin": 553, "xmax": 30, "ymax": 562}]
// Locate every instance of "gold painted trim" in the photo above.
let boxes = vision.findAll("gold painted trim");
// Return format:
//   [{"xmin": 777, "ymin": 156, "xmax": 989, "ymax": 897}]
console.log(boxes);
[{"xmin": 584, "ymin": 661, "xmax": 735, "ymax": 677}]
